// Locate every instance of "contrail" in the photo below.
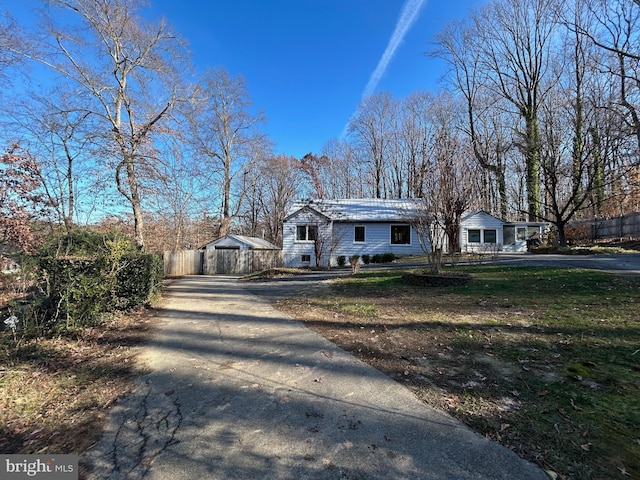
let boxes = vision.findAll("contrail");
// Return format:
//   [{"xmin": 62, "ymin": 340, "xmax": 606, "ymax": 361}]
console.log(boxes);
[{"xmin": 341, "ymin": 0, "xmax": 427, "ymax": 137}]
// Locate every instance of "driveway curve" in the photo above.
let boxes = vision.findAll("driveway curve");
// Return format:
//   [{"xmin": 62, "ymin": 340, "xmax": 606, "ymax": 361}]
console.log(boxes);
[{"xmin": 84, "ymin": 275, "xmax": 547, "ymax": 480}]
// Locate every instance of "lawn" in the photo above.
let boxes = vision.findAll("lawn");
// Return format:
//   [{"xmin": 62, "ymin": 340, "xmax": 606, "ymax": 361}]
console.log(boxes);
[{"xmin": 276, "ymin": 265, "xmax": 640, "ymax": 480}]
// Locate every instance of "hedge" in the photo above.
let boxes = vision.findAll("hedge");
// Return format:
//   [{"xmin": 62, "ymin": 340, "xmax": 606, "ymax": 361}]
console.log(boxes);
[{"xmin": 36, "ymin": 252, "xmax": 163, "ymax": 330}]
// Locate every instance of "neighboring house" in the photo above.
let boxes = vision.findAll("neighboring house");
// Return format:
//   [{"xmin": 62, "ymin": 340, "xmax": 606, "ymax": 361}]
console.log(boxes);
[
  {"xmin": 201, "ymin": 234, "xmax": 279, "ymax": 251},
  {"xmin": 283, "ymin": 199, "xmax": 428, "ymax": 268},
  {"xmin": 460, "ymin": 210, "xmax": 548, "ymax": 253}
]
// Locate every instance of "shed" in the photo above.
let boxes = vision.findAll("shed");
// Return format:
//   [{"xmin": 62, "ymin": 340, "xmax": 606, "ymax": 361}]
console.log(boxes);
[{"xmin": 201, "ymin": 234, "xmax": 279, "ymax": 251}]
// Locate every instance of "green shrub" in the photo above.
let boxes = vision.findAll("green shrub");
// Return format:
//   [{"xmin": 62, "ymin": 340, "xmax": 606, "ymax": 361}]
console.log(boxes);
[
  {"xmin": 361, "ymin": 254, "xmax": 371, "ymax": 264},
  {"xmin": 382, "ymin": 252, "xmax": 396, "ymax": 263},
  {"xmin": 20, "ymin": 231, "xmax": 163, "ymax": 334},
  {"xmin": 371, "ymin": 253, "xmax": 382, "ymax": 263},
  {"xmin": 337, "ymin": 255, "xmax": 347, "ymax": 267}
]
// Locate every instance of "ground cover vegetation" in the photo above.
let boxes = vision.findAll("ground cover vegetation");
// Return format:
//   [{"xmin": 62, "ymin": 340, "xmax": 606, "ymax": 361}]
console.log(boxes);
[
  {"xmin": 276, "ymin": 266, "xmax": 640, "ymax": 480},
  {"xmin": 0, "ymin": 229, "xmax": 163, "ymax": 456}
]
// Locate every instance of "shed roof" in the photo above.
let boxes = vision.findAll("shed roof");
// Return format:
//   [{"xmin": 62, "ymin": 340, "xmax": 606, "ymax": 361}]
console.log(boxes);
[
  {"xmin": 286, "ymin": 198, "xmax": 424, "ymax": 223},
  {"xmin": 202, "ymin": 234, "xmax": 279, "ymax": 250}
]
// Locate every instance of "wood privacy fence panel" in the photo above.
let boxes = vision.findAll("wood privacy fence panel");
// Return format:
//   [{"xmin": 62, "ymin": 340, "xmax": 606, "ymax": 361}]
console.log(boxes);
[
  {"xmin": 164, "ymin": 249, "xmax": 282, "ymax": 276},
  {"xmin": 573, "ymin": 212, "xmax": 640, "ymax": 240},
  {"xmin": 163, "ymin": 250, "xmax": 203, "ymax": 276}
]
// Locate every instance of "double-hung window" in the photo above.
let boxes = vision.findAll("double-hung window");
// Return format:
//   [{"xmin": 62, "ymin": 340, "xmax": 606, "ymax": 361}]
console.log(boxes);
[
  {"xmin": 354, "ymin": 226, "xmax": 365, "ymax": 243},
  {"xmin": 296, "ymin": 225, "xmax": 317, "ymax": 241}
]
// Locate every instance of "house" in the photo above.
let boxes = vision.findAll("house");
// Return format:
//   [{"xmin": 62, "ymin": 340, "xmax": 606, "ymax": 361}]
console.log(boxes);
[
  {"xmin": 201, "ymin": 234, "xmax": 279, "ymax": 251},
  {"xmin": 460, "ymin": 210, "xmax": 548, "ymax": 253},
  {"xmin": 283, "ymin": 199, "xmax": 428, "ymax": 267}
]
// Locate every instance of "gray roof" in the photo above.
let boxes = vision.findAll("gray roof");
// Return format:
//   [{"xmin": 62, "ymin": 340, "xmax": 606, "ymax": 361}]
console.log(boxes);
[
  {"xmin": 286, "ymin": 198, "xmax": 424, "ymax": 222},
  {"xmin": 203, "ymin": 234, "xmax": 279, "ymax": 250}
]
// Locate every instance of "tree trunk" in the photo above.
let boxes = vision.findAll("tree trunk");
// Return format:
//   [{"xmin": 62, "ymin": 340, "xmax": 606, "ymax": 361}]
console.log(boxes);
[
  {"xmin": 126, "ymin": 160, "xmax": 145, "ymax": 249},
  {"xmin": 525, "ymin": 113, "xmax": 541, "ymax": 221}
]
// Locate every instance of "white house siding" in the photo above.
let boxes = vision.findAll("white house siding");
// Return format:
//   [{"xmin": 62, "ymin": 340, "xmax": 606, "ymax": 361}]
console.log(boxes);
[
  {"xmin": 283, "ymin": 199, "xmax": 433, "ymax": 267},
  {"xmin": 329, "ymin": 222, "xmax": 425, "ymax": 265},
  {"xmin": 283, "ymin": 208, "xmax": 332, "ymax": 267},
  {"xmin": 460, "ymin": 211, "xmax": 504, "ymax": 253}
]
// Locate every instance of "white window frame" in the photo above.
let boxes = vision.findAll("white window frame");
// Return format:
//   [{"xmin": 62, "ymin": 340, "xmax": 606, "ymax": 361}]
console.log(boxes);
[
  {"xmin": 296, "ymin": 224, "xmax": 318, "ymax": 242},
  {"xmin": 468, "ymin": 229, "xmax": 481, "ymax": 243},
  {"xmin": 483, "ymin": 229, "xmax": 497, "ymax": 244}
]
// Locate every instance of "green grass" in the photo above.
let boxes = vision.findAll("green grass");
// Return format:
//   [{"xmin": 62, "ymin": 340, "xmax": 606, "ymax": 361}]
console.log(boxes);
[{"xmin": 313, "ymin": 265, "xmax": 640, "ymax": 479}]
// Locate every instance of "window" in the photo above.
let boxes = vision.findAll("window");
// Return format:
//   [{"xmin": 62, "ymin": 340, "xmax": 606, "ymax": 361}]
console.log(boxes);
[
  {"xmin": 301, "ymin": 254, "xmax": 311, "ymax": 263},
  {"xmin": 484, "ymin": 229, "xmax": 497, "ymax": 243},
  {"xmin": 296, "ymin": 225, "xmax": 318, "ymax": 241},
  {"xmin": 391, "ymin": 225, "xmax": 411, "ymax": 245},
  {"xmin": 354, "ymin": 226, "xmax": 365, "ymax": 243},
  {"xmin": 468, "ymin": 229, "xmax": 481, "ymax": 243}
]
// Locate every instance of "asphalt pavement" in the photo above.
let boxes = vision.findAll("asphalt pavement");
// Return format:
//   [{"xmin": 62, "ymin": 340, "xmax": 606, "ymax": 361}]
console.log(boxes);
[{"xmin": 83, "ymin": 274, "xmax": 548, "ymax": 480}]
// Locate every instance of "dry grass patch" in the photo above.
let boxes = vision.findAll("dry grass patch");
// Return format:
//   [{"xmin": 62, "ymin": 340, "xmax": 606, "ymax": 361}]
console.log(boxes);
[
  {"xmin": 0, "ymin": 308, "xmax": 153, "ymax": 455},
  {"xmin": 276, "ymin": 266, "xmax": 640, "ymax": 480}
]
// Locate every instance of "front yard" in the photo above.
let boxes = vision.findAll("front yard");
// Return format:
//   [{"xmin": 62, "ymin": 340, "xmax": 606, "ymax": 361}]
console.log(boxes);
[{"xmin": 276, "ymin": 265, "xmax": 640, "ymax": 480}]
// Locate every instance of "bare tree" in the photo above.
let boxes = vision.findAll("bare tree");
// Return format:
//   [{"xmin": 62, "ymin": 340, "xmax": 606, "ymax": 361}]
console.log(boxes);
[
  {"xmin": 404, "ymin": 95, "xmax": 479, "ymax": 271},
  {"xmin": 575, "ymin": 0, "xmax": 640, "ymax": 158},
  {"xmin": 472, "ymin": 0, "xmax": 561, "ymax": 220},
  {"xmin": 320, "ymin": 138, "xmax": 360, "ymax": 198},
  {"xmin": 433, "ymin": 20, "xmax": 511, "ymax": 218},
  {"xmin": 189, "ymin": 67, "xmax": 268, "ymax": 237},
  {"xmin": 398, "ymin": 91, "xmax": 436, "ymax": 198},
  {"xmin": 348, "ymin": 91, "xmax": 396, "ymax": 199},
  {"xmin": 7, "ymin": 87, "xmax": 103, "ymax": 233},
  {"xmin": 252, "ymin": 154, "xmax": 301, "ymax": 246},
  {"xmin": 299, "ymin": 152, "xmax": 329, "ymax": 199},
  {"xmin": 21, "ymin": 0, "xmax": 191, "ymax": 249}
]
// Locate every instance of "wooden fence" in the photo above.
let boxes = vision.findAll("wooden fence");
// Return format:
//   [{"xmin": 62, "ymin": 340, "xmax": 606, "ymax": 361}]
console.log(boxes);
[
  {"xmin": 163, "ymin": 249, "xmax": 282, "ymax": 277},
  {"xmin": 571, "ymin": 212, "xmax": 640, "ymax": 241}
]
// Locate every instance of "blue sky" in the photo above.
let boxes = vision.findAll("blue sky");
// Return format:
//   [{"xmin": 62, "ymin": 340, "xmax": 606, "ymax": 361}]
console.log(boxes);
[
  {"xmin": 9, "ymin": 0, "xmax": 486, "ymax": 159},
  {"xmin": 148, "ymin": 0, "xmax": 486, "ymax": 158}
]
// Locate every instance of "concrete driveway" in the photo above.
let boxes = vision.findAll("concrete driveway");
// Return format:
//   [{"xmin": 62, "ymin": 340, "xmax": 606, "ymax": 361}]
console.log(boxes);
[{"xmin": 84, "ymin": 275, "xmax": 547, "ymax": 480}]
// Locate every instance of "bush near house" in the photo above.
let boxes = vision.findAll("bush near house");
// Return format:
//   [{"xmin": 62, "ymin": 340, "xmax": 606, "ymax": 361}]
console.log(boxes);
[{"xmin": 371, "ymin": 252, "xmax": 396, "ymax": 264}]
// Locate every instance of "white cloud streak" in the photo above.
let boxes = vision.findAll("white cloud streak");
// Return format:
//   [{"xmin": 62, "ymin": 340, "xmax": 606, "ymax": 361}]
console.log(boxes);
[
  {"xmin": 363, "ymin": 0, "xmax": 426, "ymax": 98},
  {"xmin": 341, "ymin": 0, "xmax": 426, "ymax": 138}
]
